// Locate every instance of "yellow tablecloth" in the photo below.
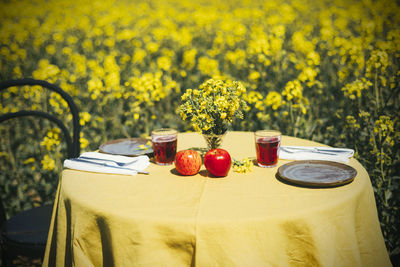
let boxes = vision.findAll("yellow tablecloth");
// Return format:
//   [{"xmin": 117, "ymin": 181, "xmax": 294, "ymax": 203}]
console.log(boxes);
[{"xmin": 42, "ymin": 131, "xmax": 391, "ymax": 267}]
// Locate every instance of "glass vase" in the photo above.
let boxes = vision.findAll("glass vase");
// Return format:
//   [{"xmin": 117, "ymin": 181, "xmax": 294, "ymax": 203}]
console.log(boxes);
[{"xmin": 202, "ymin": 133, "xmax": 226, "ymax": 150}]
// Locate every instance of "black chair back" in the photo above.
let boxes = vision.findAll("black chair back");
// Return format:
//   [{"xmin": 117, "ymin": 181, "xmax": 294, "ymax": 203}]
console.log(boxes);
[{"xmin": 0, "ymin": 78, "xmax": 80, "ymax": 158}]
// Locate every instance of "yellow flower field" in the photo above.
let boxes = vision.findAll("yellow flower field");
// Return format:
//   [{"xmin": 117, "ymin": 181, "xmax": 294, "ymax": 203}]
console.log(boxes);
[{"xmin": 0, "ymin": 0, "xmax": 399, "ymax": 256}]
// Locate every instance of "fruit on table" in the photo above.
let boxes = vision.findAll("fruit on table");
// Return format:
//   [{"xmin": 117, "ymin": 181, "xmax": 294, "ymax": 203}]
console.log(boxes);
[
  {"xmin": 204, "ymin": 148, "xmax": 232, "ymax": 177},
  {"xmin": 174, "ymin": 149, "xmax": 202, "ymax": 175}
]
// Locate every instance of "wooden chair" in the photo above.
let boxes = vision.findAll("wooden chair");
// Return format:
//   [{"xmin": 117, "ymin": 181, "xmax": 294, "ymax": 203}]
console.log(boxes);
[{"xmin": 0, "ymin": 78, "xmax": 80, "ymax": 266}]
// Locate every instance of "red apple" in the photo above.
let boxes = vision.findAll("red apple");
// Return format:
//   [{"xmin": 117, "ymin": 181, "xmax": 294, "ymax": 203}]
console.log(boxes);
[
  {"xmin": 174, "ymin": 150, "xmax": 202, "ymax": 176},
  {"xmin": 204, "ymin": 148, "xmax": 231, "ymax": 177}
]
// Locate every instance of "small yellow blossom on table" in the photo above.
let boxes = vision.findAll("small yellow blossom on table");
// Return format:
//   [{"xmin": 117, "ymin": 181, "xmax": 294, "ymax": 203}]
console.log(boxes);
[{"xmin": 233, "ymin": 158, "xmax": 254, "ymax": 173}]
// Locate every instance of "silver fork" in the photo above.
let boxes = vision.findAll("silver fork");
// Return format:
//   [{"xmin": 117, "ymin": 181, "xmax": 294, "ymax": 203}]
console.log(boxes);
[{"xmin": 79, "ymin": 156, "xmax": 139, "ymax": 167}]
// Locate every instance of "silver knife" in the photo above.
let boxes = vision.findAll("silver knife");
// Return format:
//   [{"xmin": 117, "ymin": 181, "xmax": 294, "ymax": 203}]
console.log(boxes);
[
  {"xmin": 280, "ymin": 147, "xmax": 337, "ymax": 155},
  {"xmin": 281, "ymin": 146, "xmax": 354, "ymax": 155},
  {"xmin": 68, "ymin": 158, "xmax": 149, "ymax": 174}
]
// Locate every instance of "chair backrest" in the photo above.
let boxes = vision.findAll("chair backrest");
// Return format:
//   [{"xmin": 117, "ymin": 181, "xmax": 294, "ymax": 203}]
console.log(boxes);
[
  {"xmin": 0, "ymin": 78, "xmax": 81, "ymax": 223},
  {"xmin": 0, "ymin": 78, "xmax": 80, "ymax": 158}
]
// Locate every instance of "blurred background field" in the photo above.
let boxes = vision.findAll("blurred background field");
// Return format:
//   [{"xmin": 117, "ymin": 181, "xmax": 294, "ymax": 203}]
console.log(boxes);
[{"xmin": 0, "ymin": 0, "xmax": 399, "ymax": 260}]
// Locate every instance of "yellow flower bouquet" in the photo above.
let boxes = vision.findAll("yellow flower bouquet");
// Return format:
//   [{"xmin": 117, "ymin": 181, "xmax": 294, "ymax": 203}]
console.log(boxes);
[{"xmin": 177, "ymin": 79, "xmax": 247, "ymax": 148}]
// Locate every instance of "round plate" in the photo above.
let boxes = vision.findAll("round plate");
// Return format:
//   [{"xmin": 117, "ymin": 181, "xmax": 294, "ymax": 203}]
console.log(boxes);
[
  {"xmin": 277, "ymin": 160, "xmax": 357, "ymax": 187},
  {"xmin": 99, "ymin": 138, "xmax": 153, "ymax": 156}
]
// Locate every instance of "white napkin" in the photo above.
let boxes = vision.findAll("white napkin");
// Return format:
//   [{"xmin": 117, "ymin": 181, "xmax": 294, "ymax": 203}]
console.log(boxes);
[
  {"xmin": 63, "ymin": 152, "xmax": 150, "ymax": 175},
  {"xmin": 279, "ymin": 146, "xmax": 354, "ymax": 163}
]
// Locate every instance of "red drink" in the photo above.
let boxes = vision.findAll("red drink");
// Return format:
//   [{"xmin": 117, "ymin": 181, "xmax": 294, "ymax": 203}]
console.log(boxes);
[
  {"xmin": 254, "ymin": 130, "xmax": 281, "ymax": 168},
  {"xmin": 152, "ymin": 137, "xmax": 177, "ymax": 165},
  {"xmin": 151, "ymin": 128, "xmax": 178, "ymax": 165}
]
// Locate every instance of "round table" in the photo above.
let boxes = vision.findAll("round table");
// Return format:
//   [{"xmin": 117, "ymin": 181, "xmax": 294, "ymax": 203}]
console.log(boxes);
[{"xmin": 43, "ymin": 131, "xmax": 391, "ymax": 267}]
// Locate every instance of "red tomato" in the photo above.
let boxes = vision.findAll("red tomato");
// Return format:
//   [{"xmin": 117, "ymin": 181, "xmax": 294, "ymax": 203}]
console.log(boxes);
[
  {"xmin": 174, "ymin": 150, "xmax": 202, "ymax": 176},
  {"xmin": 204, "ymin": 148, "xmax": 231, "ymax": 177}
]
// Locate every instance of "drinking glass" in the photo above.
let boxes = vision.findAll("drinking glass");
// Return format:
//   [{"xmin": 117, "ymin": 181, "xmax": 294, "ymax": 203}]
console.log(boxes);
[
  {"xmin": 151, "ymin": 128, "xmax": 178, "ymax": 165},
  {"xmin": 254, "ymin": 130, "xmax": 281, "ymax": 168}
]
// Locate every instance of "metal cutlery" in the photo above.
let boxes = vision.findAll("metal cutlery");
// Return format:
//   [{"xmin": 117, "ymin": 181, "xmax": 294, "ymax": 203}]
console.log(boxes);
[
  {"xmin": 280, "ymin": 147, "xmax": 336, "ymax": 155},
  {"xmin": 79, "ymin": 156, "xmax": 139, "ymax": 167},
  {"xmin": 282, "ymin": 147, "xmax": 352, "ymax": 153},
  {"xmin": 280, "ymin": 146, "xmax": 353, "ymax": 156},
  {"xmin": 69, "ymin": 158, "xmax": 149, "ymax": 174}
]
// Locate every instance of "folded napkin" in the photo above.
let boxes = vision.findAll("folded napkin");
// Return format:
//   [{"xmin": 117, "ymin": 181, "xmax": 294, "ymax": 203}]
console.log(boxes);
[
  {"xmin": 64, "ymin": 152, "xmax": 150, "ymax": 175},
  {"xmin": 279, "ymin": 146, "xmax": 354, "ymax": 163}
]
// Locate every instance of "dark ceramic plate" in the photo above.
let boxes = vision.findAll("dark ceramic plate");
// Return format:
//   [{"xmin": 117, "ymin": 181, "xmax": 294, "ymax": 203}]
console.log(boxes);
[
  {"xmin": 277, "ymin": 160, "xmax": 357, "ymax": 187},
  {"xmin": 99, "ymin": 138, "xmax": 153, "ymax": 156}
]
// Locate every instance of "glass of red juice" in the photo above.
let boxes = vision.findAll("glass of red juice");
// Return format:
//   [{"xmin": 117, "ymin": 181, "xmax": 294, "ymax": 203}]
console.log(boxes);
[
  {"xmin": 151, "ymin": 128, "xmax": 178, "ymax": 165},
  {"xmin": 254, "ymin": 130, "xmax": 281, "ymax": 168}
]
